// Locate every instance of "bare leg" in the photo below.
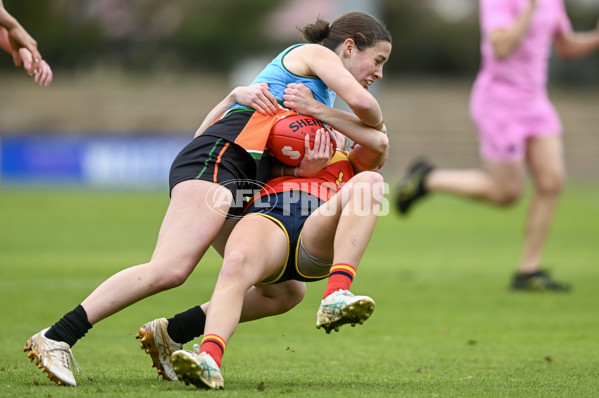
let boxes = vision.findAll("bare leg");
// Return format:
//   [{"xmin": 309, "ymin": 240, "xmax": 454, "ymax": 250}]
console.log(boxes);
[
  {"xmin": 202, "ymin": 218, "xmax": 305, "ymax": 321},
  {"xmin": 198, "ymin": 281, "xmax": 306, "ymax": 324},
  {"xmin": 210, "ymin": 218, "xmax": 239, "ymax": 258},
  {"xmin": 239, "ymin": 282, "xmax": 306, "ymax": 322},
  {"xmin": 299, "ymin": 172, "xmax": 384, "ymax": 332},
  {"xmin": 302, "ymin": 171, "xmax": 385, "ymax": 265},
  {"xmin": 519, "ymin": 135, "xmax": 565, "ymax": 273},
  {"xmin": 426, "ymin": 161, "xmax": 525, "ymax": 206},
  {"xmin": 203, "ymin": 215, "xmax": 288, "ymax": 342},
  {"xmin": 82, "ymin": 180, "xmax": 231, "ymax": 324}
]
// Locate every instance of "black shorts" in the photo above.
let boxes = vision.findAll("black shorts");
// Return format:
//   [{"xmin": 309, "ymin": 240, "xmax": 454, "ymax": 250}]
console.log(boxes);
[
  {"xmin": 244, "ymin": 191, "xmax": 327, "ymax": 283},
  {"xmin": 169, "ymin": 134, "xmax": 270, "ymax": 217}
]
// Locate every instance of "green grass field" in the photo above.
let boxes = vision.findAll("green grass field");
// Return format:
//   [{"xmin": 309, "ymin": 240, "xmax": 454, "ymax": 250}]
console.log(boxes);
[{"xmin": 1, "ymin": 185, "xmax": 598, "ymax": 397}]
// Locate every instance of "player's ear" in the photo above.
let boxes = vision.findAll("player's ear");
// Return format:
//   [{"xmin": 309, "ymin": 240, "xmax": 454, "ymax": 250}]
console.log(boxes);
[{"xmin": 343, "ymin": 39, "xmax": 355, "ymax": 57}]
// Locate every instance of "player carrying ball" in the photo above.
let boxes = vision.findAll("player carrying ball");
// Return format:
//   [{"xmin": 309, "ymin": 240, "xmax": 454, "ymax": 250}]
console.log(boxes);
[
  {"xmin": 24, "ymin": 11, "xmax": 390, "ymax": 387},
  {"xmin": 139, "ymin": 118, "xmax": 388, "ymax": 390}
]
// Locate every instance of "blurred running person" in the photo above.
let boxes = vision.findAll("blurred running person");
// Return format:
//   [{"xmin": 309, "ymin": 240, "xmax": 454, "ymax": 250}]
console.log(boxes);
[
  {"xmin": 24, "ymin": 11, "xmax": 391, "ymax": 387},
  {"xmin": 396, "ymin": 0, "xmax": 599, "ymax": 291}
]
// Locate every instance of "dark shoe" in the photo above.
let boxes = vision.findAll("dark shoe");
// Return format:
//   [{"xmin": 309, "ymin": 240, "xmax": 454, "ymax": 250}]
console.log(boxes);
[
  {"xmin": 395, "ymin": 159, "xmax": 434, "ymax": 215},
  {"xmin": 511, "ymin": 270, "xmax": 571, "ymax": 292}
]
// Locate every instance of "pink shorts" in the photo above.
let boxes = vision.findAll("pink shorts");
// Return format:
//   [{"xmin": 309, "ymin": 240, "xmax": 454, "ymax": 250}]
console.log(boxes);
[{"xmin": 470, "ymin": 93, "xmax": 562, "ymax": 163}]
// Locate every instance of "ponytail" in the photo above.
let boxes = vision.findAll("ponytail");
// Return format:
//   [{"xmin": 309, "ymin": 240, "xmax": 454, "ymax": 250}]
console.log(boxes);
[
  {"xmin": 298, "ymin": 12, "xmax": 391, "ymax": 52},
  {"xmin": 299, "ymin": 18, "xmax": 331, "ymax": 44}
]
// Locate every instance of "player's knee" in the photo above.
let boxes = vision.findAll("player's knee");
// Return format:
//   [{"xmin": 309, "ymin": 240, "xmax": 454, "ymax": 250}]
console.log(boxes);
[
  {"xmin": 367, "ymin": 170, "xmax": 385, "ymax": 186},
  {"xmin": 536, "ymin": 171, "xmax": 566, "ymax": 197},
  {"xmin": 147, "ymin": 258, "xmax": 196, "ymax": 289},
  {"xmin": 287, "ymin": 282, "xmax": 306, "ymax": 308},
  {"xmin": 352, "ymin": 171, "xmax": 385, "ymax": 200},
  {"xmin": 278, "ymin": 283, "xmax": 306, "ymax": 312},
  {"xmin": 219, "ymin": 250, "xmax": 251, "ymax": 284},
  {"xmin": 159, "ymin": 266, "xmax": 193, "ymax": 289},
  {"xmin": 495, "ymin": 192, "xmax": 520, "ymax": 207},
  {"xmin": 493, "ymin": 183, "xmax": 522, "ymax": 207},
  {"xmin": 353, "ymin": 170, "xmax": 384, "ymax": 185}
]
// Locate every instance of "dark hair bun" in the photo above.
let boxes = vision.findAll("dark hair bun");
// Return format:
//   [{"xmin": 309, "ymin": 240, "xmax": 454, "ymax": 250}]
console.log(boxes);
[{"xmin": 300, "ymin": 18, "xmax": 331, "ymax": 44}]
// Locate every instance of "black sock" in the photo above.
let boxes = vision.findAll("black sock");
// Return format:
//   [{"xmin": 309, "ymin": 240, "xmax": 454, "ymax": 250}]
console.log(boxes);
[
  {"xmin": 45, "ymin": 304, "xmax": 93, "ymax": 347},
  {"xmin": 166, "ymin": 306, "xmax": 206, "ymax": 345}
]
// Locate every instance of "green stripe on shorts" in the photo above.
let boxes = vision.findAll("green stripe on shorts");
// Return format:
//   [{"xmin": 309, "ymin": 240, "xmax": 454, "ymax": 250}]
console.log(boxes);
[{"xmin": 195, "ymin": 138, "xmax": 223, "ymax": 180}]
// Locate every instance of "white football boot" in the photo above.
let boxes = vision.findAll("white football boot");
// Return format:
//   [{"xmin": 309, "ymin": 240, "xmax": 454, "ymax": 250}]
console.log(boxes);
[
  {"xmin": 171, "ymin": 344, "xmax": 224, "ymax": 390},
  {"xmin": 136, "ymin": 318, "xmax": 182, "ymax": 381},
  {"xmin": 24, "ymin": 328, "xmax": 80, "ymax": 386},
  {"xmin": 316, "ymin": 290, "xmax": 375, "ymax": 334}
]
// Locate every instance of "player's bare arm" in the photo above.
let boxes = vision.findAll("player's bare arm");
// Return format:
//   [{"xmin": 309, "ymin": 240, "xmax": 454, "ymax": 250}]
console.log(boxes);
[
  {"xmin": 284, "ymin": 43, "xmax": 384, "ymax": 129},
  {"xmin": 488, "ymin": 0, "xmax": 536, "ymax": 59},
  {"xmin": 554, "ymin": 19, "xmax": 599, "ymax": 60},
  {"xmin": 194, "ymin": 83, "xmax": 278, "ymax": 138},
  {"xmin": 282, "ymin": 82, "xmax": 388, "ymax": 161},
  {"xmin": 0, "ymin": 1, "xmax": 43, "ymax": 72}
]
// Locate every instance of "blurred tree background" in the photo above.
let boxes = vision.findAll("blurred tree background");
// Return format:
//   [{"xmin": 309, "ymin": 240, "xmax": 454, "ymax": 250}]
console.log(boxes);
[
  {"xmin": 1, "ymin": 0, "xmax": 598, "ymax": 181},
  {"xmin": 2, "ymin": 0, "xmax": 598, "ymax": 84}
]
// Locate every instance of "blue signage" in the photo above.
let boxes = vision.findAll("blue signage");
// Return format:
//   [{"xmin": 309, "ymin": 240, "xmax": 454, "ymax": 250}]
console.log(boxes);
[{"xmin": 0, "ymin": 134, "xmax": 190, "ymax": 189}]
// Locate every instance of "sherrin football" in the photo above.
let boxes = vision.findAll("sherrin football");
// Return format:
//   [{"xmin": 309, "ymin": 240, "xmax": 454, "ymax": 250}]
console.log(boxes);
[{"xmin": 267, "ymin": 115, "xmax": 326, "ymax": 166}]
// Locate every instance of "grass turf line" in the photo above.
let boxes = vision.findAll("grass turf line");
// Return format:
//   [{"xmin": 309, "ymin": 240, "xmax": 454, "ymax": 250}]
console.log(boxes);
[{"xmin": 1, "ymin": 186, "xmax": 598, "ymax": 397}]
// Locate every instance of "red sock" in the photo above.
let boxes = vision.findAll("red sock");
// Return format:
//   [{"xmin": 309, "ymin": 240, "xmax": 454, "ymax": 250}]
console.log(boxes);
[
  {"xmin": 200, "ymin": 334, "xmax": 226, "ymax": 367},
  {"xmin": 323, "ymin": 263, "xmax": 357, "ymax": 299}
]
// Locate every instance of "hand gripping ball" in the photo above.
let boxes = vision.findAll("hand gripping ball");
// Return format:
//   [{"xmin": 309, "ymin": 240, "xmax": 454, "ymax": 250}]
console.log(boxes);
[{"xmin": 267, "ymin": 115, "xmax": 326, "ymax": 166}]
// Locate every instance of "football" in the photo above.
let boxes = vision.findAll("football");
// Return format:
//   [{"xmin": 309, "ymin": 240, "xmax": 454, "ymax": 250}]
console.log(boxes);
[{"xmin": 267, "ymin": 114, "xmax": 326, "ymax": 166}]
